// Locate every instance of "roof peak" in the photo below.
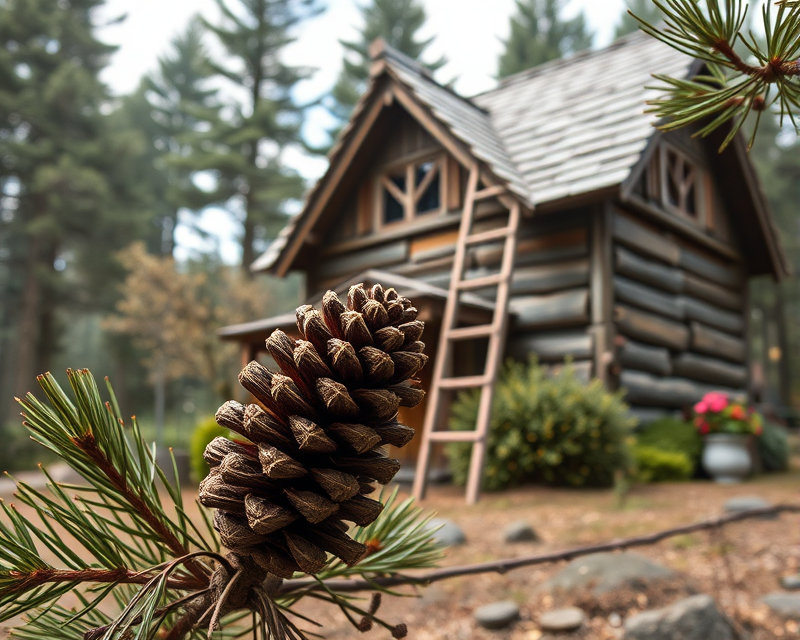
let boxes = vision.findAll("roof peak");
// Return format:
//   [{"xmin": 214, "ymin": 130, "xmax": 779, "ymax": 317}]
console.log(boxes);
[{"xmin": 368, "ymin": 37, "xmax": 434, "ymax": 81}]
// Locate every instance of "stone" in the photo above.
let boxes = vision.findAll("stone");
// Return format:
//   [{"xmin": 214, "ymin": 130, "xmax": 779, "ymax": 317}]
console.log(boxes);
[
  {"xmin": 425, "ymin": 518, "xmax": 466, "ymax": 547},
  {"xmin": 761, "ymin": 592, "xmax": 800, "ymax": 618},
  {"xmin": 504, "ymin": 521, "xmax": 540, "ymax": 543},
  {"xmin": 782, "ymin": 575, "xmax": 800, "ymax": 590},
  {"xmin": 474, "ymin": 601, "xmax": 520, "ymax": 630},
  {"xmin": 539, "ymin": 552, "xmax": 674, "ymax": 595},
  {"xmin": 539, "ymin": 607, "xmax": 585, "ymax": 632},
  {"xmin": 723, "ymin": 496, "xmax": 776, "ymax": 520},
  {"xmin": 608, "ymin": 612, "xmax": 623, "ymax": 628},
  {"xmin": 623, "ymin": 594, "xmax": 736, "ymax": 640}
]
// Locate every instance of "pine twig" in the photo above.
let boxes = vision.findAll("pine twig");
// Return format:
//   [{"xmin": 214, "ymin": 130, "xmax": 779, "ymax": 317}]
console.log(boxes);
[{"xmin": 281, "ymin": 504, "xmax": 800, "ymax": 594}]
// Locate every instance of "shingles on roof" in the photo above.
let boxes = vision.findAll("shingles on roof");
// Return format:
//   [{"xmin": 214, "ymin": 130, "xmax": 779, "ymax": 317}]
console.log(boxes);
[
  {"xmin": 472, "ymin": 32, "xmax": 689, "ymax": 204},
  {"xmin": 252, "ymin": 32, "xmax": 692, "ymax": 273}
]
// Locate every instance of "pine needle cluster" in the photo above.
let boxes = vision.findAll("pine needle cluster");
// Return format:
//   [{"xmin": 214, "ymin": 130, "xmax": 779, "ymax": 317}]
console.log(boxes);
[{"xmin": 633, "ymin": 0, "xmax": 800, "ymax": 149}]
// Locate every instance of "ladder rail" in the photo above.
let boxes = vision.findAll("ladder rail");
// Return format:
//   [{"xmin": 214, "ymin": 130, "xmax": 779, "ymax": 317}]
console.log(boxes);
[{"xmin": 412, "ymin": 165, "xmax": 520, "ymax": 504}]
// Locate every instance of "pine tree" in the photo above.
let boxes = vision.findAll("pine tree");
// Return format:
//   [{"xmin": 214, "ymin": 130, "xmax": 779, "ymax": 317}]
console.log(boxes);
[
  {"xmin": 329, "ymin": 0, "xmax": 446, "ymax": 128},
  {"xmin": 614, "ymin": 0, "xmax": 663, "ymax": 39},
  {"xmin": 194, "ymin": 0, "xmax": 316, "ymax": 272},
  {"xmin": 121, "ymin": 18, "xmax": 220, "ymax": 256},
  {"xmin": 497, "ymin": 0, "xmax": 593, "ymax": 79},
  {"xmin": 0, "ymin": 0, "xmax": 153, "ymax": 420}
]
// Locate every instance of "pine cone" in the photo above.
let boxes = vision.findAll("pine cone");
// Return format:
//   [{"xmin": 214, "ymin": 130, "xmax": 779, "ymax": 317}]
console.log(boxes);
[{"xmin": 199, "ymin": 283, "xmax": 427, "ymax": 578}]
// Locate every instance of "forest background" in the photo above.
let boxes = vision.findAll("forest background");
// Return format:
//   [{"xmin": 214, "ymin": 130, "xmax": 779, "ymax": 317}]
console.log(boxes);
[{"xmin": 0, "ymin": 0, "xmax": 796, "ymax": 468}]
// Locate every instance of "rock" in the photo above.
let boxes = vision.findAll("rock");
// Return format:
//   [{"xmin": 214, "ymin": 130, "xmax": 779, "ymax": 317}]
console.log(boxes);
[
  {"xmin": 761, "ymin": 592, "xmax": 800, "ymax": 618},
  {"xmin": 425, "ymin": 518, "xmax": 466, "ymax": 547},
  {"xmin": 782, "ymin": 575, "xmax": 800, "ymax": 590},
  {"xmin": 504, "ymin": 521, "xmax": 540, "ymax": 543},
  {"xmin": 474, "ymin": 601, "xmax": 520, "ymax": 630},
  {"xmin": 623, "ymin": 594, "xmax": 736, "ymax": 640},
  {"xmin": 723, "ymin": 496, "xmax": 776, "ymax": 520},
  {"xmin": 539, "ymin": 607, "xmax": 585, "ymax": 632},
  {"xmin": 608, "ymin": 612, "xmax": 623, "ymax": 628},
  {"xmin": 539, "ymin": 552, "xmax": 674, "ymax": 595}
]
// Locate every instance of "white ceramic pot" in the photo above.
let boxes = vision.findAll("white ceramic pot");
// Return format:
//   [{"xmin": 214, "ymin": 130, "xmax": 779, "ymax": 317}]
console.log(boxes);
[{"xmin": 702, "ymin": 433, "xmax": 752, "ymax": 484}]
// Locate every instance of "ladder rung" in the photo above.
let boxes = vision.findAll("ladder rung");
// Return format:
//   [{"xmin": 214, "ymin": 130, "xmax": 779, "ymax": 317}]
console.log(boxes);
[
  {"xmin": 438, "ymin": 375, "xmax": 492, "ymax": 389},
  {"xmin": 428, "ymin": 431, "xmax": 482, "ymax": 443},
  {"xmin": 474, "ymin": 185, "xmax": 506, "ymax": 201},
  {"xmin": 465, "ymin": 226, "xmax": 513, "ymax": 245},
  {"xmin": 447, "ymin": 324, "xmax": 496, "ymax": 340},
  {"xmin": 456, "ymin": 273, "xmax": 506, "ymax": 290}
]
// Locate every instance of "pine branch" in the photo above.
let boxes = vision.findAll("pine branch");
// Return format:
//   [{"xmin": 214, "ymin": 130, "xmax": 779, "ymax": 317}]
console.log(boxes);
[
  {"xmin": 280, "ymin": 503, "xmax": 800, "ymax": 594},
  {"xmin": 633, "ymin": 0, "xmax": 800, "ymax": 149}
]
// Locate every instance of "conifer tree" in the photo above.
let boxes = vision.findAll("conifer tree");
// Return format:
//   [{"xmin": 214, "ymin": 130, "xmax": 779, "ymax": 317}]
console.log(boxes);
[
  {"xmin": 497, "ymin": 0, "xmax": 593, "ymax": 79},
  {"xmin": 0, "ymin": 0, "xmax": 153, "ymax": 419},
  {"xmin": 329, "ymin": 0, "xmax": 446, "ymax": 128},
  {"xmin": 614, "ymin": 0, "xmax": 663, "ymax": 39},
  {"xmin": 192, "ymin": 0, "xmax": 317, "ymax": 272}
]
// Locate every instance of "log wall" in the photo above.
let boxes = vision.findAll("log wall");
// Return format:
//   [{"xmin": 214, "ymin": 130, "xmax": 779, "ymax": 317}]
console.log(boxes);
[{"xmin": 611, "ymin": 207, "xmax": 748, "ymax": 415}]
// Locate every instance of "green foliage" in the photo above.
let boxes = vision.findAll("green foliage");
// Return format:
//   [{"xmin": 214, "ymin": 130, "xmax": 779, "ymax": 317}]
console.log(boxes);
[
  {"xmin": 633, "ymin": 445, "xmax": 693, "ymax": 483},
  {"xmin": 635, "ymin": 417, "xmax": 703, "ymax": 465},
  {"xmin": 633, "ymin": 0, "xmax": 800, "ymax": 149},
  {"xmin": 497, "ymin": 0, "xmax": 593, "ymax": 79},
  {"xmin": 328, "ymin": 0, "xmax": 445, "ymax": 135},
  {"xmin": 757, "ymin": 421, "xmax": 790, "ymax": 472},
  {"xmin": 189, "ymin": 416, "xmax": 228, "ymax": 482},
  {"xmin": 447, "ymin": 359, "xmax": 635, "ymax": 490}
]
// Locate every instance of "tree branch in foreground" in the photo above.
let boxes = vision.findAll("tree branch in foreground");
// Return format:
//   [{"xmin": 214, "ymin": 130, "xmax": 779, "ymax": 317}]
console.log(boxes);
[{"xmin": 281, "ymin": 504, "xmax": 800, "ymax": 594}]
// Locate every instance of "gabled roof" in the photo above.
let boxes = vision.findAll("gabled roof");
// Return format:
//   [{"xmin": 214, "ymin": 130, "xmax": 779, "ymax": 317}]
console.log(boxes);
[{"xmin": 253, "ymin": 31, "xmax": 785, "ymax": 279}]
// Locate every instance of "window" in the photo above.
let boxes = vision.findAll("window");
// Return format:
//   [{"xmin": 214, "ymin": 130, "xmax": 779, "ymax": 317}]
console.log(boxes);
[
  {"xmin": 661, "ymin": 146, "xmax": 698, "ymax": 218},
  {"xmin": 377, "ymin": 155, "xmax": 444, "ymax": 226}
]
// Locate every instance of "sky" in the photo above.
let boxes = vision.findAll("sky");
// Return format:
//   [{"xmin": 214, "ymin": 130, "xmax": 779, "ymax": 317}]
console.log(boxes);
[{"xmin": 95, "ymin": 0, "xmax": 631, "ymax": 263}]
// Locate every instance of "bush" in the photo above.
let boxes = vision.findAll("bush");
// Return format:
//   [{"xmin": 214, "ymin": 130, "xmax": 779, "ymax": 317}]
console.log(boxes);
[
  {"xmin": 190, "ymin": 416, "xmax": 229, "ymax": 482},
  {"xmin": 447, "ymin": 359, "xmax": 635, "ymax": 490},
  {"xmin": 633, "ymin": 446, "xmax": 693, "ymax": 482},
  {"xmin": 635, "ymin": 418, "xmax": 703, "ymax": 465},
  {"xmin": 757, "ymin": 422, "xmax": 790, "ymax": 472}
]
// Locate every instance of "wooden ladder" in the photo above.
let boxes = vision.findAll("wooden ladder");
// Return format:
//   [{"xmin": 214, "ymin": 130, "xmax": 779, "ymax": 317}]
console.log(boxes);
[{"xmin": 412, "ymin": 166, "xmax": 520, "ymax": 505}]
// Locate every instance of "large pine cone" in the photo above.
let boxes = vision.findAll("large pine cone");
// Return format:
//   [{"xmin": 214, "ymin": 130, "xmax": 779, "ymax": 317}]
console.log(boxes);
[{"xmin": 199, "ymin": 283, "xmax": 427, "ymax": 578}]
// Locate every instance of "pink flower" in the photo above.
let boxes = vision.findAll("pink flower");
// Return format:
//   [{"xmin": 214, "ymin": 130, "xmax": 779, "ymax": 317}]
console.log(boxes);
[
  {"xmin": 694, "ymin": 401, "xmax": 708, "ymax": 414},
  {"xmin": 704, "ymin": 392, "xmax": 729, "ymax": 413}
]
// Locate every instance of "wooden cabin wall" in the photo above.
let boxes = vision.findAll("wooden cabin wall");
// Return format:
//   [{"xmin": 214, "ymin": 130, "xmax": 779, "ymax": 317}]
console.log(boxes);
[{"xmin": 609, "ymin": 206, "xmax": 748, "ymax": 420}]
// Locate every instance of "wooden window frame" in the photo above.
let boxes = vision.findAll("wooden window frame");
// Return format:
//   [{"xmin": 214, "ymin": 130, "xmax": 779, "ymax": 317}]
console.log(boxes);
[
  {"xmin": 374, "ymin": 152, "xmax": 448, "ymax": 230},
  {"xmin": 658, "ymin": 143, "xmax": 707, "ymax": 226}
]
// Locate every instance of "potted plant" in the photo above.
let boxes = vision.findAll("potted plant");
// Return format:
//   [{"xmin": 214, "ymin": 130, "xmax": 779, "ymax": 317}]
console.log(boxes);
[{"xmin": 694, "ymin": 392, "xmax": 763, "ymax": 483}]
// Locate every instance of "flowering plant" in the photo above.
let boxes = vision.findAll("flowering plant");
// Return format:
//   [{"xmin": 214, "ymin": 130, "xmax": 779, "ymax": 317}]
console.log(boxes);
[{"xmin": 693, "ymin": 391, "xmax": 763, "ymax": 436}]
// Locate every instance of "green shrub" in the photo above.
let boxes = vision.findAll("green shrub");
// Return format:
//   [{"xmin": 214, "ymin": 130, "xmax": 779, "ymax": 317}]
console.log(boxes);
[
  {"xmin": 633, "ymin": 445, "xmax": 693, "ymax": 482},
  {"xmin": 635, "ymin": 418, "xmax": 703, "ymax": 466},
  {"xmin": 190, "ymin": 416, "xmax": 229, "ymax": 482},
  {"xmin": 447, "ymin": 359, "xmax": 635, "ymax": 490},
  {"xmin": 757, "ymin": 422, "xmax": 790, "ymax": 472}
]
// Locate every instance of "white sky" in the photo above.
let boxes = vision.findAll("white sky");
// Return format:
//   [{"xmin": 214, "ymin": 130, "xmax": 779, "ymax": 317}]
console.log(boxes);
[{"xmin": 96, "ymin": 0, "xmax": 630, "ymax": 263}]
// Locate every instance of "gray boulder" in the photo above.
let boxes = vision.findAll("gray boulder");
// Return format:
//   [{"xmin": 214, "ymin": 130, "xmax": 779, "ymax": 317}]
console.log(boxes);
[
  {"xmin": 623, "ymin": 594, "xmax": 736, "ymax": 640},
  {"xmin": 474, "ymin": 601, "xmax": 519, "ymax": 630},
  {"xmin": 761, "ymin": 592, "xmax": 800, "ymax": 618},
  {"xmin": 539, "ymin": 552, "xmax": 674, "ymax": 595},
  {"xmin": 782, "ymin": 575, "xmax": 800, "ymax": 590},
  {"xmin": 503, "ymin": 521, "xmax": 540, "ymax": 543},
  {"xmin": 425, "ymin": 518, "xmax": 466, "ymax": 547},
  {"xmin": 539, "ymin": 607, "xmax": 585, "ymax": 632},
  {"xmin": 723, "ymin": 496, "xmax": 776, "ymax": 520}
]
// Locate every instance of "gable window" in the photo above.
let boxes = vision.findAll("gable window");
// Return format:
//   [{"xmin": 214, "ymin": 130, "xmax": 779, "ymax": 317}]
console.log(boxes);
[
  {"xmin": 377, "ymin": 155, "xmax": 444, "ymax": 227},
  {"xmin": 647, "ymin": 143, "xmax": 708, "ymax": 225}
]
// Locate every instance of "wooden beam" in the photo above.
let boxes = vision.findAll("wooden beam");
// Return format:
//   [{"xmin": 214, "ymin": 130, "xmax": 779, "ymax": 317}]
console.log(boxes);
[
  {"xmin": 690, "ymin": 321, "xmax": 746, "ymax": 363},
  {"xmin": 614, "ymin": 276, "xmax": 683, "ymax": 321},
  {"xmin": 614, "ymin": 245, "xmax": 683, "ymax": 293},
  {"xmin": 620, "ymin": 370, "xmax": 712, "ymax": 408},
  {"xmin": 507, "ymin": 330, "xmax": 593, "ymax": 362},
  {"xmin": 618, "ymin": 339, "xmax": 672, "ymax": 376},
  {"xmin": 614, "ymin": 305, "xmax": 690, "ymax": 351},
  {"xmin": 672, "ymin": 352, "xmax": 747, "ymax": 388},
  {"xmin": 590, "ymin": 204, "xmax": 614, "ymax": 382},
  {"xmin": 612, "ymin": 209, "xmax": 680, "ymax": 265},
  {"xmin": 683, "ymin": 273, "xmax": 742, "ymax": 311},
  {"xmin": 513, "ymin": 289, "xmax": 590, "ymax": 329},
  {"xmin": 681, "ymin": 296, "xmax": 744, "ymax": 335}
]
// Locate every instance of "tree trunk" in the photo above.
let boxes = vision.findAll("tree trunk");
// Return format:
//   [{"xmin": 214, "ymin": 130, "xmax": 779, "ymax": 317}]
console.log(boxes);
[{"xmin": 774, "ymin": 281, "xmax": 792, "ymax": 408}]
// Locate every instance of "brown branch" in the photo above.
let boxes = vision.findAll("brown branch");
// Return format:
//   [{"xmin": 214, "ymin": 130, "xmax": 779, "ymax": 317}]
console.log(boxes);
[
  {"xmin": 6, "ymin": 567, "xmax": 200, "ymax": 593},
  {"xmin": 280, "ymin": 504, "xmax": 800, "ymax": 595},
  {"xmin": 73, "ymin": 433, "xmax": 209, "ymax": 587},
  {"xmin": 713, "ymin": 39, "xmax": 800, "ymax": 81}
]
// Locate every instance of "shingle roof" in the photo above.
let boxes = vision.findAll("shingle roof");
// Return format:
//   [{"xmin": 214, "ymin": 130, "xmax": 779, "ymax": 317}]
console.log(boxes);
[
  {"xmin": 472, "ymin": 31, "xmax": 689, "ymax": 204},
  {"xmin": 251, "ymin": 33, "xmax": 692, "ymax": 274}
]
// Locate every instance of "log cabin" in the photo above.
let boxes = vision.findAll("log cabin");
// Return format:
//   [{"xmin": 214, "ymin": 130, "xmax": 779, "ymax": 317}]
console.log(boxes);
[{"xmin": 219, "ymin": 31, "xmax": 788, "ymax": 465}]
